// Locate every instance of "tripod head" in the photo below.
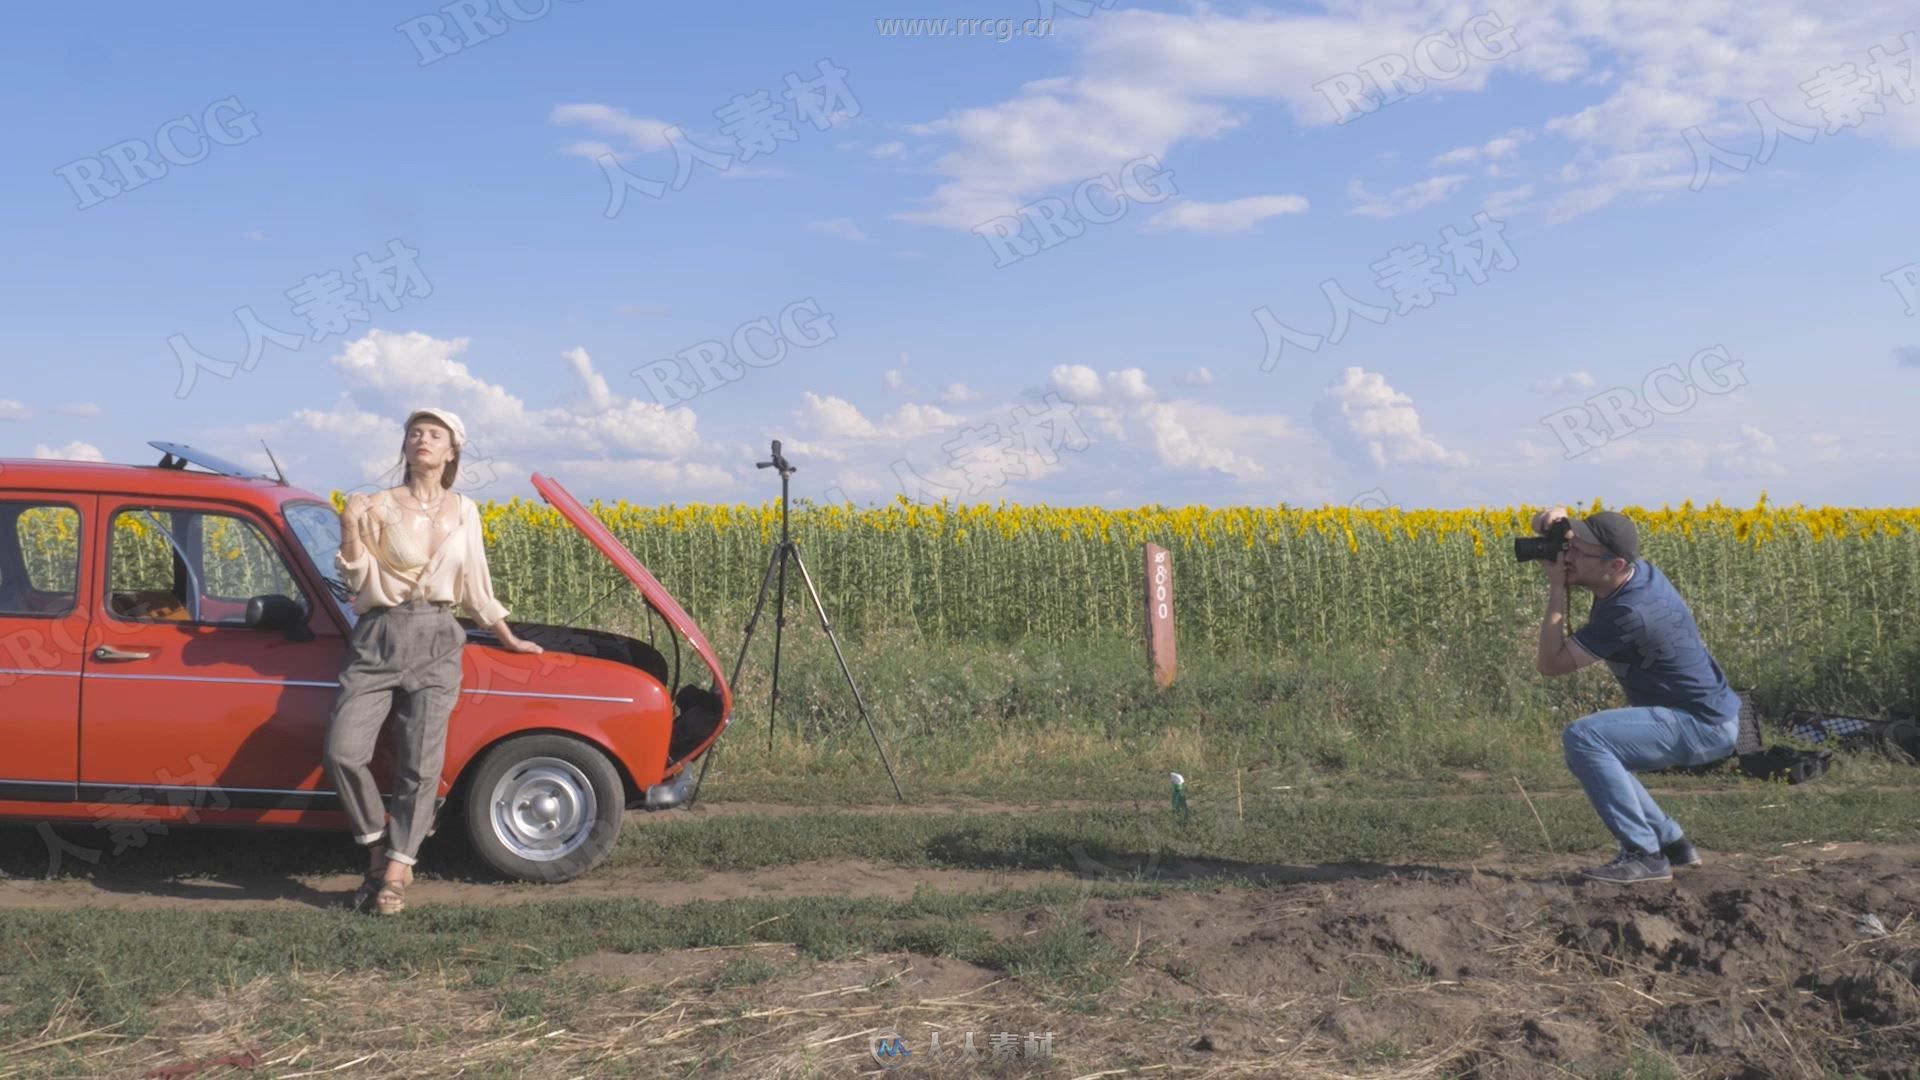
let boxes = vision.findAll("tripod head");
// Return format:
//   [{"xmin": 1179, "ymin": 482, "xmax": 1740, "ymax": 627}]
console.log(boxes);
[{"xmin": 757, "ymin": 439, "xmax": 796, "ymax": 478}]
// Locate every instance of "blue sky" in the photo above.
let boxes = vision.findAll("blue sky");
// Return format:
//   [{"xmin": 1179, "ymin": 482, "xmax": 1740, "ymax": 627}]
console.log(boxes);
[{"xmin": 3, "ymin": 1, "xmax": 1916, "ymax": 509}]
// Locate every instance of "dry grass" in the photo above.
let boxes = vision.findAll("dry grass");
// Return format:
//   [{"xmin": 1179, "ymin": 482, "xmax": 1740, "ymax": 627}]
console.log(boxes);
[{"xmin": 9, "ymin": 897, "xmax": 1903, "ymax": 1079}]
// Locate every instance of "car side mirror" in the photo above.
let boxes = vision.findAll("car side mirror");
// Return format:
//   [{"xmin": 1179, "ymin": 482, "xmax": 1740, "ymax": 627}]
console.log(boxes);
[{"xmin": 247, "ymin": 594, "xmax": 314, "ymax": 641}]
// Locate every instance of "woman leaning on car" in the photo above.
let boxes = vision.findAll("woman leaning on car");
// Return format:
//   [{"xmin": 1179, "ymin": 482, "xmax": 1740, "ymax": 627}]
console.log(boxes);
[{"xmin": 325, "ymin": 407, "xmax": 543, "ymax": 916}]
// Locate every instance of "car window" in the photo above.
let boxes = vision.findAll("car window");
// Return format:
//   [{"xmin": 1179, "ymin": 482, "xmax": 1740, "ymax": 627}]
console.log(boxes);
[
  {"xmin": 107, "ymin": 506, "xmax": 305, "ymax": 626},
  {"xmin": 284, "ymin": 500, "xmax": 355, "ymax": 623},
  {"xmin": 201, "ymin": 514, "xmax": 301, "ymax": 603},
  {"xmin": 2, "ymin": 502, "xmax": 80, "ymax": 617}
]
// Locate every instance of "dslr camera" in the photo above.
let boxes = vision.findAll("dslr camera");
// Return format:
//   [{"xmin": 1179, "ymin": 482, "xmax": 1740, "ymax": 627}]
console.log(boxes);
[{"xmin": 1514, "ymin": 517, "xmax": 1572, "ymax": 563}]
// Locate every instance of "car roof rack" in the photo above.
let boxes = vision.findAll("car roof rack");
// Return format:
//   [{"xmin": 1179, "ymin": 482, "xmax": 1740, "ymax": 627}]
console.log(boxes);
[{"xmin": 149, "ymin": 441, "xmax": 275, "ymax": 481}]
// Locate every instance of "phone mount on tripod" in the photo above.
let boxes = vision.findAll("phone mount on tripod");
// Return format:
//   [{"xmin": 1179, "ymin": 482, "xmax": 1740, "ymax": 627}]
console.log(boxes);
[{"xmin": 689, "ymin": 440, "xmax": 904, "ymax": 804}]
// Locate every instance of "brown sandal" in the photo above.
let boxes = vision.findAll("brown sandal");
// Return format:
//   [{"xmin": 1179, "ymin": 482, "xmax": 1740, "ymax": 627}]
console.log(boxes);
[
  {"xmin": 349, "ymin": 846, "xmax": 388, "ymax": 913},
  {"xmin": 374, "ymin": 864, "xmax": 414, "ymax": 916}
]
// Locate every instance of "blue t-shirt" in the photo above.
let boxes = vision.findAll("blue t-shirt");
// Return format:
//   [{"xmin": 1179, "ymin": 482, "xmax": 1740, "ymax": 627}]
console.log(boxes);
[{"xmin": 1570, "ymin": 559, "xmax": 1742, "ymax": 726}]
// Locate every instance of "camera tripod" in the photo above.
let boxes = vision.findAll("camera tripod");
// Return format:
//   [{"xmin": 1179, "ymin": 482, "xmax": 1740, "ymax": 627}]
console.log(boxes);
[{"xmin": 690, "ymin": 440, "xmax": 904, "ymax": 804}]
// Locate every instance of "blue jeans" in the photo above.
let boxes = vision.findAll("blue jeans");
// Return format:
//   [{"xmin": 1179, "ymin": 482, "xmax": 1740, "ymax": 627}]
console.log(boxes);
[{"xmin": 1561, "ymin": 706, "xmax": 1740, "ymax": 855}]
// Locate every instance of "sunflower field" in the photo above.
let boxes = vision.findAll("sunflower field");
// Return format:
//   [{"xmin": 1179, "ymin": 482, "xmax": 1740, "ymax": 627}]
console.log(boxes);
[{"xmin": 313, "ymin": 492, "xmax": 1918, "ymax": 713}]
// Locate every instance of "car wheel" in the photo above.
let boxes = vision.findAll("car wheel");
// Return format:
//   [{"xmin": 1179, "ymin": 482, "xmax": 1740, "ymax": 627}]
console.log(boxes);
[{"xmin": 463, "ymin": 734, "xmax": 624, "ymax": 883}]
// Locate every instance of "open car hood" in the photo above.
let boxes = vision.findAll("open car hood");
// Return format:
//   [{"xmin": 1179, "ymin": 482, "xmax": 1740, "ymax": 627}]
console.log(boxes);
[{"xmin": 531, "ymin": 473, "xmax": 732, "ymax": 718}]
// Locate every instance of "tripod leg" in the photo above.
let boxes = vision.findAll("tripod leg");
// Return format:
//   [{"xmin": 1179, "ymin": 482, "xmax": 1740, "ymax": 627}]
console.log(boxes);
[
  {"xmin": 768, "ymin": 542, "xmax": 791, "ymax": 753},
  {"xmin": 694, "ymin": 538, "xmax": 786, "ymax": 807},
  {"xmin": 788, "ymin": 542, "xmax": 905, "ymax": 802},
  {"xmin": 729, "ymin": 538, "xmax": 786, "ymax": 688}
]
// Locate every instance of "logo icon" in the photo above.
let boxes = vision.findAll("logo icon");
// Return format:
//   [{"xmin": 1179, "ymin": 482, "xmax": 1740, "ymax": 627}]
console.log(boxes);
[{"xmin": 870, "ymin": 1028, "xmax": 911, "ymax": 1068}]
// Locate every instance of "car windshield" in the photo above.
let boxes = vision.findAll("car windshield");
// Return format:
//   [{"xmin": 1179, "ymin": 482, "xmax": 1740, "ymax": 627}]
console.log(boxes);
[{"xmin": 283, "ymin": 500, "xmax": 356, "ymax": 624}]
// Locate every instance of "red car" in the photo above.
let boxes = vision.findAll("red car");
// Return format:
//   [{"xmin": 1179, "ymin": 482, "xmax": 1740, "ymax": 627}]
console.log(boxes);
[{"xmin": 0, "ymin": 442, "xmax": 731, "ymax": 882}]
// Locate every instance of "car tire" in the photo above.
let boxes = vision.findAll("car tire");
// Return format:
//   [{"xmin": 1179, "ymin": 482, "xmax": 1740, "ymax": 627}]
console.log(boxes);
[{"xmin": 463, "ymin": 734, "xmax": 624, "ymax": 883}]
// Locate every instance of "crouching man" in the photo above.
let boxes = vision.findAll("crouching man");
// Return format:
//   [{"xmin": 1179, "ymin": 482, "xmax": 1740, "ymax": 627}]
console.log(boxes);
[{"xmin": 1532, "ymin": 507, "xmax": 1744, "ymax": 884}]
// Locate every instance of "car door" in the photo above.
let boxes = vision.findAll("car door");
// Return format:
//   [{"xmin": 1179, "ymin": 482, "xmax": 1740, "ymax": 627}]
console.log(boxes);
[
  {"xmin": 78, "ymin": 496, "xmax": 348, "ymax": 819},
  {"xmin": 0, "ymin": 495, "xmax": 93, "ymax": 804}
]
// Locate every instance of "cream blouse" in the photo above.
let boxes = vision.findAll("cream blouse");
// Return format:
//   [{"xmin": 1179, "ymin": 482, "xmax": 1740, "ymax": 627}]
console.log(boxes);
[{"xmin": 334, "ymin": 489, "xmax": 510, "ymax": 627}]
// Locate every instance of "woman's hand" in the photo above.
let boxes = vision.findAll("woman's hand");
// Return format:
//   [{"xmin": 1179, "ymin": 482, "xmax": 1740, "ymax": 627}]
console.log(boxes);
[
  {"xmin": 342, "ymin": 492, "xmax": 372, "ymax": 537},
  {"xmin": 499, "ymin": 634, "xmax": 544, "ymax": 655}
]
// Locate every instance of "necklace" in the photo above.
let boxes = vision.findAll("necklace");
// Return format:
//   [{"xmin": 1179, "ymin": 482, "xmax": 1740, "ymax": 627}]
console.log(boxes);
[{"xmin": 400, "ymin": 486, "xmax": 447, "ymax": 525}]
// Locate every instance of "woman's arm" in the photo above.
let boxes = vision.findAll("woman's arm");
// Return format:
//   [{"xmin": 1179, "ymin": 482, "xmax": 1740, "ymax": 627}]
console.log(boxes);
[{"xmin": 457, "ymin": 495, "xmax": 542, "ymax": 654}]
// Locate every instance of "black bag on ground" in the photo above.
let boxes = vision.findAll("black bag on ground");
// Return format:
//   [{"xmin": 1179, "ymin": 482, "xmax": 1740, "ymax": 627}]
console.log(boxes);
[
  {"xmin": 1667, "ymin": 690, "xmax": 1830, "ymax": 784},
  {"xmin": 1732, "ymin": 744, "xmax": 1832, "ymax": 783}
]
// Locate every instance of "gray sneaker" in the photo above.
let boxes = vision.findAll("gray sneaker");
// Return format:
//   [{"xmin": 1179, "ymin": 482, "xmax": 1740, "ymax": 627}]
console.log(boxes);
[
  {"xmin": 1581, "ymin": 850, "xmax": 1672, "ymax": 884},
  {"xmin": 1661, "ymin": 837, "xmax": 1701, "ymax": 867}
]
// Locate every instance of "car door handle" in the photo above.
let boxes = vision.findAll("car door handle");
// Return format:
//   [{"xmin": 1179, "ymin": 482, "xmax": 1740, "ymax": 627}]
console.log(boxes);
[{"xmin": 92, "ymin": 645, "xmax": 152, "ymax": 662}]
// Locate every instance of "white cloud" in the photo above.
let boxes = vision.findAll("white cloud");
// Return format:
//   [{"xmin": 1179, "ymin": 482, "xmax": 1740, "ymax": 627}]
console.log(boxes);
[
  {"xmin": 796, "ymin": 393, "xmax": 962, "ymax": 441},
  {"xmin": 1106, "ymin": 368, "xmax": 1154, "ymax": 402},
  {"xmin": 1431, "ymin": 129, "xmax": 1533, "ymax": 167},
  {"xmin": 291, "ymin": 401, "xmax": 391, "ymax": 441},
  {"xmin": 882, "ymin": 402, "xmax": 962, "ymax": 438},
  {"xmin": 549, "ymin": 103, "xmax": 674, "ymax": 155},
  {"xmin": 562, "ymin": 347, "xmax": 616, "ymax": 412},
  {"xmin": 1048, "ymin": 364, "xmax": 1154, "ymax": 402},
  {"xmin": 868, "ymin": 141, "xmax": 906, "ymax": 159},
  {"xmin": 1182, "ymin": 367, "xmax": 1214, "ymax": 386},
  {"xmin": 893, "ymin": 5, "xmax": 1920, "ymax": 229},
  {"xmin": 263, "ymin": 331, "xmax": 716, "ymax": 497},
  {"xmin": 883, "ymin": 369, "xmax": 909, "ymax": 393},
  {"xmin": 32, "ymin": 441, "xmax": 104, "ymax": 461},
  {"xmin": 1482, "ymin": 184, "xmax": 1535, "ymax": 219},
  {"xmin": 1050, "ymin": 364, "xmax": 1104, "ymax": 400},
  {"xmin": 939, "ymin": 382, "xmax": 982, "ymax": 405},
  {"xmin": 1347, "ymin": 175, "xmax": 1469, "ymax": 219},
  {"xmin": 1143, "ymin": 194, "xmax": 1309, "ymax": 233},
  {"xmin": 0, "ymin": 400, "xmax": 31, "ymax": 421},
  {"xmin": 808, "ymin": 218, "xmax": 868, "ymax": 241},
  {"xmin": 1139, "ymin": 401, "xmax": 1263, "ymax": 479},
  {"xmin": 892, "ymin": 77, "xmax": 1240, "ymax": 228},
  {"xmin": 57, "ymin": 402, "xmax": 102, "ymax": 417},
  {"xmin": 799, "ymin": 392, "xmax": 880, "ymax": 438},
  {"xmin": 1531, "ymin": 372, "xmax": 1598, "ymax": 394},
  {"xmin": 1314, "ymin": 367, "xmax": 1468, "ymax": 469}
]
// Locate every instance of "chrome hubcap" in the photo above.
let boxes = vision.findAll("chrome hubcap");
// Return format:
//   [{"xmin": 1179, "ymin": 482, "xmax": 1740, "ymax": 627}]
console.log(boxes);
[{"xmin": 490, "ymin": 757, "xmax": 597, "ymax": 862}]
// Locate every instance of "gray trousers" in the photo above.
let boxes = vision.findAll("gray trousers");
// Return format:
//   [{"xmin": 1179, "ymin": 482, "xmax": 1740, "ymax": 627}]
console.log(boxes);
[{"xmin": 323, "ymin": 598, "xmax": 464, "ymax": 866}]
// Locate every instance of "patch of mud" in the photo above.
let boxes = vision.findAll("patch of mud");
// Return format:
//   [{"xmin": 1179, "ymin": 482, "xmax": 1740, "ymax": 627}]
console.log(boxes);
[{"xmin": 1078, "ymin": 847, "xmax": 1920, "ymax": 1078}]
